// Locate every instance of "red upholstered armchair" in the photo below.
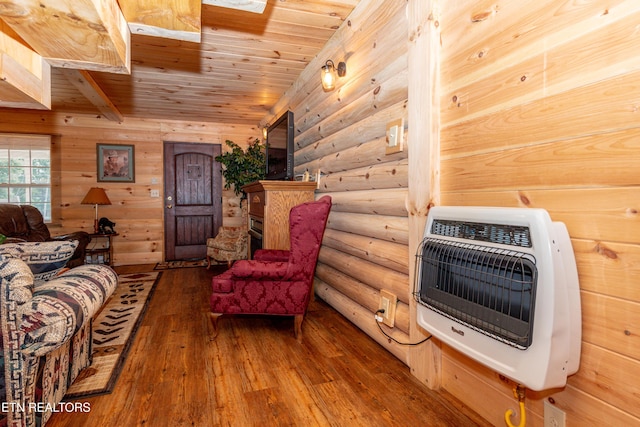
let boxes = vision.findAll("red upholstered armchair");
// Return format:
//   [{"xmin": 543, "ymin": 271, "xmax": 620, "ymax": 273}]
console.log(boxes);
[{"xmin": 210, "ymin": 195, "xmax": 331, "ymax": 341}]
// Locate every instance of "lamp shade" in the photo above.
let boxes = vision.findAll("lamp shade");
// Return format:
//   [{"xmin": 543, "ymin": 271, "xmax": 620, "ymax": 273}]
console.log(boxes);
[{"xmin": 81, "ymin": 187, "xmax": 111, "ymax": 205}]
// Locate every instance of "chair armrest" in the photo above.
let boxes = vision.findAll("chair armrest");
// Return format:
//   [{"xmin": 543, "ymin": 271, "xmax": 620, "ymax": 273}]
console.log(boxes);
[
  {"xmin": 25, "ymin": 264, "xmax": 117, "ymax": 357},
  {"xmin": 230, "ymin": 260, "xmax": 288, "ymax": 279}
]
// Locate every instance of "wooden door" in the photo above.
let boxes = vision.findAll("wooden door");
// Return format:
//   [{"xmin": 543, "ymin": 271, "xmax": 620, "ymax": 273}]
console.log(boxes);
[{"xmin": 164, "ymin": 142, "xmax": 222, "ymax": 261}]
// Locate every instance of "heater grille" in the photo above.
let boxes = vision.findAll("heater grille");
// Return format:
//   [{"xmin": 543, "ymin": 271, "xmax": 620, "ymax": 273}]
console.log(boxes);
[
  {"xmin": 430, "ymin": 218, "xmax": 532, "ymax": 248},
  {"xmin": 418, "ymin": 237, "xmax": 538, "ymax": 349}
]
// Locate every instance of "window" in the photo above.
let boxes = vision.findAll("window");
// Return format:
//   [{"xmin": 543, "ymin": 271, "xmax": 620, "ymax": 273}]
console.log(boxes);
[{"xmin": 0, "ymin": 134, "xmax": 52, "ymax": 221}]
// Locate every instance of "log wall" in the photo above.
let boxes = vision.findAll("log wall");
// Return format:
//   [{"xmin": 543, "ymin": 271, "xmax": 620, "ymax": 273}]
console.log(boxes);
[
  {"xmin": 0, "ymin": 111, "xmax": 257, "ymax": 265},
  {"xmin": 266, "ymin": 0, "xmax": 412, "ymax": 364},
  {"xmin": 1, "ymin": 0, "xmax": 638, "ymax": 424},
  {"xmin": 272, "ymin": 0, "xmax": 640, "ymax": 425}
]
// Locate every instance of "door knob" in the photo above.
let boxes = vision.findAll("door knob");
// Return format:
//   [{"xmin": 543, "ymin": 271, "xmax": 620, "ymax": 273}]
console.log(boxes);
[{"xmin": 166, "ymin": 204, "xmax": 173, "ymax": 209}]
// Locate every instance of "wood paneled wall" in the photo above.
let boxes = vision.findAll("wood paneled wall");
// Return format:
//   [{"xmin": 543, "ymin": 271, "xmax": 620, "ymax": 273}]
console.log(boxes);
[
  {"xmin": 436, "ymin": 0, "xmax": 640, "ymax": 425},
  {"xmin": 273, "ymin": 0, "xmax": 640, "ymax": 425},
  {"xmin": 0, "ymin": 111, "xmax": 258, "ymax": 265}
]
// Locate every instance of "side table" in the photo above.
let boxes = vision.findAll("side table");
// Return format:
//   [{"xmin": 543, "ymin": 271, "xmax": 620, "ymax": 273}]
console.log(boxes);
[{"xmin": 86, "ymin": 233, "xmax": 118, "ymax": 265}]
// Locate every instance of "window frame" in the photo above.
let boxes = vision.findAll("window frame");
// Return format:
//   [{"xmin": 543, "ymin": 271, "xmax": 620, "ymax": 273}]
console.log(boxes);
[{"xmin": 0, "ymin": 134, "xmax": 53, "ymax": 221}]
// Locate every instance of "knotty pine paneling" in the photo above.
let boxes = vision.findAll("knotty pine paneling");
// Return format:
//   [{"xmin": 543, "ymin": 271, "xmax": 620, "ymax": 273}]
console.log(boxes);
[
  {"xmin": 0, "ymin": 111, "xmax": 257, "ymax": 265},
  {"xmin": 438, "ymin": 0, "xmax": 640, "ymax": 425}
]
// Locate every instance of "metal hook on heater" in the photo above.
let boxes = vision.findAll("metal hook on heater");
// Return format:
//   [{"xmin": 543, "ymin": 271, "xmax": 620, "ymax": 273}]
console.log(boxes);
[{"xmin": 505, "ymin": 384, "xmax": 527, "ymax": 427}]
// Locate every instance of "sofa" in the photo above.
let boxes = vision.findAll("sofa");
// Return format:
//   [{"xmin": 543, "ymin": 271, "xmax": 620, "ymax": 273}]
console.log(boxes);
[
  {"xmin": 0, "ymin": 240, "xmax": 118, "ymax": 427},
  {"xmin": 0, "ymin": 204, "xmax": 91, "ymax": 268}
]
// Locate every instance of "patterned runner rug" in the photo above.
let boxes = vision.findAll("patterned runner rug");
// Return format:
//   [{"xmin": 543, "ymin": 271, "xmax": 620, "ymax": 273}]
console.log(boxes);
[
  {"xmin": 65, "ymin": 271, "xmax": 162, "ymax": 399},
  {"xmin": 154, "ymin": 259, "xmax": 209, "ymax": 270}
]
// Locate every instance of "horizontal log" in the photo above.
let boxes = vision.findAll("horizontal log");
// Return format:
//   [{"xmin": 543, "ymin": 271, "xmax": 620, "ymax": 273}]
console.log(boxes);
[
  {"xmin": 318, "ymin": 246, "xmax": 409, "ymax": 304},
  {"xmin": 442, "ymin": 5, "xmax": 640, "ymax": 127},
  {"xmin": 571, "ymin": 238, "xmax": 640, "ymax": 300},
  {"xmin": 570, "ymin": 342, "xmax": 640, "ymax": 419},
  {"xmin": 442, "ymin": 71, "xmax": 640, "ymax": 157},
  {"xmin": 322, "ymin": 229, "xmax": 408, "ymax": 274},
  {"xmin": 296, "ymin": 133, "xmax": 408, "ymax": 178},
  {"xmin": 270, "ymin": 0, "xmax": 408, "ymax": 132},
  {"xmin": 442, "ymin": 346, "xmax": 537, "ymax": 426},
  {"xmin": 314, "ymin": 278, "xmax": 408, "ymax": 364},
  {"xmin": 440, "ymin": 187, "xmax": 640, "ymax": 244},
  {"xmin": 295, "ymin": 100, "xmax": 408, "ymax": 162},
  {"xmin": 581, "ymin": 291, "xmax": 640, "ymax": 360},
  {"xmin": 323, "ymin": 188, "xmax": 408, "ymax": 216},
  {"xmin": 316, "ymin": 262, "xmax": 410, "ymax": 334},
  {"xmin": 326, "ymin": 211, "xmax": 408, "ymax": 245},
  {"xmin": 311, "ymin": 160, "xmax": 408, "ymax": 193},
  {"xmin": 442, "ymin": 129, "xmax": 640, "ymax": 192}
]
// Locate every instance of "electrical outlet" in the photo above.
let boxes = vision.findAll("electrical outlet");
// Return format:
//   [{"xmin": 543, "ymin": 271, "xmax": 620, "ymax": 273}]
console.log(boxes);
[
  {"xmin": 378, "ymin": 290, "xmax": 397, "ymax": 328},
  {"xmin": 544, "ymin": 400, "xmax": 566, "ymax": 427}
]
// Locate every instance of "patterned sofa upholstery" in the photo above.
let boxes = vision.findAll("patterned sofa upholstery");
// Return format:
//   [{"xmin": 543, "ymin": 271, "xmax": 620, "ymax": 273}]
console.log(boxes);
[{"xmin": 0, "ymin": 241, "xmax": 118, "ymax": 427}]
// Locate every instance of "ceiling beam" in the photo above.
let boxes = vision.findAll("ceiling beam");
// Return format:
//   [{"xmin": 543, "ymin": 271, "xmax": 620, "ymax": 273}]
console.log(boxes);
[
  {"xmin": 60, "ymin": 69, "xmax": 124, "ymax": 122},
  {"xmin": 202, "ymin": 0, "xmax": 267, "ymax": 14},
  {"xmin": 0, "ymin": 0, "xmax": 130, "ymax": 74},
  {"xmin": 119, "ymin": 0, "xmax": 202, "ymax": 43},
  {"xmin": 0, "ymin": 22, "xmax": 51, "ymax": 110}
]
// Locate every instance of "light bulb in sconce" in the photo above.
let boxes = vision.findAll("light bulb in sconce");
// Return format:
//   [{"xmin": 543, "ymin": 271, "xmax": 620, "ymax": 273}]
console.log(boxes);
[{"xmin": 321, "ymin": 59, "xmax": 346, "ymax": 91}]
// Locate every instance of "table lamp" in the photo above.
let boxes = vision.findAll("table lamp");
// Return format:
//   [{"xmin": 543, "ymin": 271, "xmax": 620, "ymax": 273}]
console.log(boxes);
[{"xmin": 81, "ymin": 187, "xmax": 111, "ymax": 233}]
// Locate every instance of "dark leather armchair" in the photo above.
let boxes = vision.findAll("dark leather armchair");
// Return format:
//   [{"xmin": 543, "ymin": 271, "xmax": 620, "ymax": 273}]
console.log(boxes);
[
  {"xmin": 210, "ymin": 195, "xmax": 331, "ymax": 341},
  {"xmin": 0, "ymin": 204, "xmax": 91, "ymax": 268}
]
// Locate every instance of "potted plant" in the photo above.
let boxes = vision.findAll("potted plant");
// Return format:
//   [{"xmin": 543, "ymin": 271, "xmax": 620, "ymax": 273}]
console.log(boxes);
[{"xmin": 215, "ymin": 138, "xmax": 266, "ymax": 199}]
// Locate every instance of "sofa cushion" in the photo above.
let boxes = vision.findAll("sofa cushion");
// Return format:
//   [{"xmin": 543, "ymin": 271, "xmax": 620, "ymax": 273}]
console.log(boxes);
[{"xmin": 0, "ymin": 240, "xmax": 78, "ymax": 282}]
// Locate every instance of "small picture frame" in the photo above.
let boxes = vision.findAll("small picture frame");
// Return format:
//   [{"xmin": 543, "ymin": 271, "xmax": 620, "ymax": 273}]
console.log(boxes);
[{"xmin": 97, "ymin": 144, "xmax": 135, "ymax": 182}]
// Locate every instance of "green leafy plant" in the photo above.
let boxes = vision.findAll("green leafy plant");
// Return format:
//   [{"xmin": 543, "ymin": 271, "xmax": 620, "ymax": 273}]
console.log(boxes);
[
  {"xmin": 0, "ymin": 234, "xmax": 5, "ymax": 244},
  {"xmin": 215, "ymin": 138, "xmax": 266, "ymax": 198}
]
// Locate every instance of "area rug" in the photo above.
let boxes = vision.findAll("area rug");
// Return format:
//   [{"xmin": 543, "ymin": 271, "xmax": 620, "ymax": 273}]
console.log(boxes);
[
  {"xmin": 154, "ymin": 259, "xmax": 209, "ymax": 270},
  {"xmin": 65, "ymin": 271, "xmax": 162, "ymax": 399}
]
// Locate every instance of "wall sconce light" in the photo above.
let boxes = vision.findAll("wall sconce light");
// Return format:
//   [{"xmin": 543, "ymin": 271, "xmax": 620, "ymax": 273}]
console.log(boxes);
[
  {"xmin": 262, "ymin": 125, "xmax": 269, "ymax": 140},
  {"xmin": 321, "ymin": 59, "xmax": 346, "ymax": 91}
]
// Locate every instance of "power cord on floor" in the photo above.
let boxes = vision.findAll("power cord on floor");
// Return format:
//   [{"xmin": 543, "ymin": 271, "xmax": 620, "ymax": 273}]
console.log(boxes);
[{"xmin": 375, "ymin": 309, "xmax": 432, "ymax": 346}]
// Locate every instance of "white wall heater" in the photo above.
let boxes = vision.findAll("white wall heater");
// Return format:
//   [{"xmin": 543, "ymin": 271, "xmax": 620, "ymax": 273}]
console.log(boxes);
[{"xmin": 415, "ymin": 206, "xmax": 581, "ymax": 391}]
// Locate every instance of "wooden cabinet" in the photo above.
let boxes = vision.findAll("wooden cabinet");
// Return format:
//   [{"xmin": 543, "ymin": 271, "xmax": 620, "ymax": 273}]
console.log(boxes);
[{"xmin": 242, "ymin": 180, "xmax": 317, "ymax": 257}]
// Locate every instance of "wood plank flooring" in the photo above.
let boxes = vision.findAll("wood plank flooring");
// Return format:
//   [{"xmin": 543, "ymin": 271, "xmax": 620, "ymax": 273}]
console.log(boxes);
[{"xmin": 47, "ymin": 264, "xmax": 490, "ymax": 427}]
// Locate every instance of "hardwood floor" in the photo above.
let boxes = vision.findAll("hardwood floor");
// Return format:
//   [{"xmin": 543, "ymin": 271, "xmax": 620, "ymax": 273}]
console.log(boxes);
[{"xmin": 48, "ymin": 264, "xmax": 490, "ymax": 427}]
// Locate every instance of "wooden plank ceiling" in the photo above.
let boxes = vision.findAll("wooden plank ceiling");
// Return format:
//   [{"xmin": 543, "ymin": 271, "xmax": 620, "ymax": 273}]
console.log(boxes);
[{"xmin": 0, "ymin": 0, "xmax": 358, "ymax": 125}]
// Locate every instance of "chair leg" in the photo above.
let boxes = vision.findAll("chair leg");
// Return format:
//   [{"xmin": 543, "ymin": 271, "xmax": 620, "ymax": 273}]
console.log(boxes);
[
  {"xmin": 294, "ymin": 315, "xmax": 304, "ymax": 343},
  {"xmin": 209, "ymin": 313, "xmax": 222, "ymax": 339},
  {"xmin": 206, "ymin": 256, "xmax": 211, "ymax": 269}
]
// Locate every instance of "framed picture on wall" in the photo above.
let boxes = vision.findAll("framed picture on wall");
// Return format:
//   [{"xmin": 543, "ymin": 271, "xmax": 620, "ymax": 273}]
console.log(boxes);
[{"xmin": 97, "ymin": 144, "xmax": 135, "ymax": 182}]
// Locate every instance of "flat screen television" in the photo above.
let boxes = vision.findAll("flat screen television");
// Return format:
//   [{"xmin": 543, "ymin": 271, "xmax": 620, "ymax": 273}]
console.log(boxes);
[{"xmin": 265, "ymin": 110, "xmax": 294, "ymax": 180}]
